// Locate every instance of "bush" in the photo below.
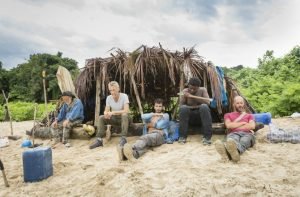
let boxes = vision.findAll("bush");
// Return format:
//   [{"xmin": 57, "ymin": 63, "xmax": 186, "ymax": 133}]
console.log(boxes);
[{"xmin": 0, "ymin": 102, "xmax": 56, "ymax": 121}]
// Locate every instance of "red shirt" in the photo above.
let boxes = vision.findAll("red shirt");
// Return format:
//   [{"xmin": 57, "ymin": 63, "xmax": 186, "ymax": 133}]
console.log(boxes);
[{"xmin": 224, "ymin": 112, "xmax": 254, "ymax": 133}]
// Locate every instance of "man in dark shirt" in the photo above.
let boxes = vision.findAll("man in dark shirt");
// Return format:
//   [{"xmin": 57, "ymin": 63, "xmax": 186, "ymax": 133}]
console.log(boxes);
[{"xmin": 178, "ymin": 77, "xmax": 213, "ymax": 145}]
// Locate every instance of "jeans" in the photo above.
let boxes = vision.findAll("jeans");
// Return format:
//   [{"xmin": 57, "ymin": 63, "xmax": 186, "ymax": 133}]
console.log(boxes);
[
  {"xmin": 179, "ymin": 104, "xmax": 212, "ymax": 140},
  {"xmin": 227, "ymin": 131, "xmax": 255, "ymax": 154},
  {"xmin": 133, "ymin": 132, "xmax": 165, "ymax": 157},
  {"xmin": 96, "ymin": 114, "xmax": 129, "ymax": 137}
]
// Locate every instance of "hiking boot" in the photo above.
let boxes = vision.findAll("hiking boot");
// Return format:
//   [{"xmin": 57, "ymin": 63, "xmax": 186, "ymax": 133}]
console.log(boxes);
[
  {"xmin": 215, "ymin": 140, "xmax": 229, "ymax": 161},
  {"xmin": 89, "ymin": 138, "xmax": 103, "ymax": 149},
  {"xmin": 178, "ymin": 137, "xmax": 186, "ymax": 144},
  {"xmin": 225, "ymin": 139, "xmax": 240, "ymax": 162},
  {"xmin": 65, "ymin": 142, "xmax": 71, "ymax": 148},
  {"xmin": 202, "ymin": 138, "xmax": 212, "ymax": 145},
  {"xmin": 166, "ymin": 138, "xmax": 173, "ymax": 144},
  {"xmin": 123, "ymin": 143, "xmax": 139, "ymax": 161},
  {"xmin": 116, "ymin": 137, "xmax": 127, "ymax": 161}
]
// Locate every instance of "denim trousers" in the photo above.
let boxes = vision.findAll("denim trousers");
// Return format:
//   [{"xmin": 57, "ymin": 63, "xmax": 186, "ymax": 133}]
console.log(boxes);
[
  {"xmin": 179, "ymin": 104, "xmax": 212, "ymax": 140},
  {"xmin": 227, "ymin": 131, "xmax": 255, "ymax": 154}
]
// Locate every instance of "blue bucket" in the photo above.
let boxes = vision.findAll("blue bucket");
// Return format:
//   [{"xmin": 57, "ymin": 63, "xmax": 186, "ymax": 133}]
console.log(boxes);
[{"xmin": 254, "ymin": 112, "xmax": 272, "ymax": 125}]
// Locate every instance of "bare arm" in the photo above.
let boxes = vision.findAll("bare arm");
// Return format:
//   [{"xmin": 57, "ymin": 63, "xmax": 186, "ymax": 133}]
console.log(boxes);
[
  {"xmin": 179, "ymin": 88, "xmax": 211, "ymax": 106},
  {"xmin": 225, "ymin": 119, "xmax": 255, "ymax": 130},
  {"xmin": 237, "ymin": 120, "xmax": 255, "ymax": 130},
  {"xmin": 104, "ymin": 103, "xmax": 129, "ymax": 117}
]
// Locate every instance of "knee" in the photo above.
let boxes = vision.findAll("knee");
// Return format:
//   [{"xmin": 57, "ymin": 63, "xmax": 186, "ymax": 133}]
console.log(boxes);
[
  {"xmin": 121, "ymin": 113, "xmax": 129, "ymax": 120},
  {"xmin": 199, "ymin": 104, "xmax": 209, "ymax": 112},
  {"xmin": 121, "ymin": 113, "xmax": 128, "ymax": 118},
  {"xmin": 50, "ymin": 128, "xmax": 57, "ymax": 135}
]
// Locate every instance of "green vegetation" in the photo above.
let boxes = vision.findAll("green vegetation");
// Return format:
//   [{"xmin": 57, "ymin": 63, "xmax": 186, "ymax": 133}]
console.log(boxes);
[
  {"xmin": 224, "ymin": 46, "xmax": 300, "ymax": 117},
  {"xmin": 0, "ymin": 52, "xmax": 79, "ymax": 103},
  {"xmin": 0, "ymin": 102, "xmax": 56, "ymax": 121},
  {"xmin": 0, "ymin": 52, "xmax": 78, "ymax": 121},
  {"xmin": 1, "ymin": 47, "xmax": 299, "ymax": 121}
]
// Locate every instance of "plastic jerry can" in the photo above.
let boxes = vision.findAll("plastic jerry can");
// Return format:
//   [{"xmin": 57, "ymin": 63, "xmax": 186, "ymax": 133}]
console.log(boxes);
[{"xmin": 22, "ymin": 146, "xmax": 53, "ymax": 182}]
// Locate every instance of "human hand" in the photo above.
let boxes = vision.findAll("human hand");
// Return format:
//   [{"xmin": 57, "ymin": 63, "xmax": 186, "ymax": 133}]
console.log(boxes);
[
  {"xmin": 63, "ymin": 120, "xmax": 69, "ymax": 127},
  {"xmin": 51, "ymin": 120, "xmax": 58, "ymax": 128},
  {"xmin": 184, "ymin": 92, "xmax": 191, "ymax": 98},
  {"xmin": 104, "ymin": 112, "xmax": 112, "ymax": 119}
]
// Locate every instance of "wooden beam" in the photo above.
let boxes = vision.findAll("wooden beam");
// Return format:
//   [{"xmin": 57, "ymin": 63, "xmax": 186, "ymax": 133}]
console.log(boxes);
[
  {"xmin": 130, "ymin": 74, "xmax": 143, "ymax": 115},
  {"xmin": 94, "ymin": 73, "xmax": 101, "ymax": 126}
]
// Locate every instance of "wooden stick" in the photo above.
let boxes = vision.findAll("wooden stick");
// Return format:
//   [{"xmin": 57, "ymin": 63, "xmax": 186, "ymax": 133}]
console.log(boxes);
[
  {"xmin": 32, "ymin": 103, "xmax": 38, "ymax": 146},
  {"xmin": 2, "ymin": 90, "xmax": 13, "ymax": 136},
  {"xmin": 0, "ymin": 159, "xmax": 9, "ymax": 187},
  {"xmin": 130, "ymin": 74, "xmax": 143, "ymax": 115},
  {"xmin": 177, "ymin": 92, "xmax": 213, "ymax": 103},
  {"xmin": 42, "ymin": 71, "xmax": 50, "ymax": 127},
  {"xmin": 94, "ymin": 73, "xmax": 101, "ymax": 127}
]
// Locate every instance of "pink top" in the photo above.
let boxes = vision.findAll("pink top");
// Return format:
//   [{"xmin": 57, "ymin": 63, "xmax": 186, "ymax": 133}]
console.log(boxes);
[{"xmin": 224, "ymin": 112, "xmax": 254, "ymax": 133}]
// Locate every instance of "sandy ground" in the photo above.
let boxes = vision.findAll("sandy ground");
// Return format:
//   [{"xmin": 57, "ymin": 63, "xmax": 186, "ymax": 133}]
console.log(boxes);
[{"xmin": 1, "ymin": 118, "xmax": 300, "ymax": 197}]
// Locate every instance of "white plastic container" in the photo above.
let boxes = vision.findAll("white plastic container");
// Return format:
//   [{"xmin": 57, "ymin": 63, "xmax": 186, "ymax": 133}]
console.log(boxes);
[{"xmin": 0, "ymin": 137, "xmax": 9, "ymax": 148}]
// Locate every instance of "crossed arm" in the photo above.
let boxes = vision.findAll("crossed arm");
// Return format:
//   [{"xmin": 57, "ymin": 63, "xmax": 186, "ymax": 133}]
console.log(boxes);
[{"xmin": 225, "ymin": 119, "xmax": 255, "ymax": 130}]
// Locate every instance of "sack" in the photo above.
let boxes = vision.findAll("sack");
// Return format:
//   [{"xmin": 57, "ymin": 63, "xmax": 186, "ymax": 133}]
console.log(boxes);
[
  {"xmin": 0, "ymin": 137, "xmax": 9, "ymax": 148},
  {"xmin": 254, "ymin": 112, "xmax": 272, "ymax": 125},
  {"xmin": 169, "ymin": 121, "xmax": 179, "ymax": 141}
]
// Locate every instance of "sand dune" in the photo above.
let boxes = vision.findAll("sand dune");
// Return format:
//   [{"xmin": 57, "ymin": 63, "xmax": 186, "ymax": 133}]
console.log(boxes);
[{"xmin": 1, "ymin": 118, "xmax": 300, "ymax": 196}]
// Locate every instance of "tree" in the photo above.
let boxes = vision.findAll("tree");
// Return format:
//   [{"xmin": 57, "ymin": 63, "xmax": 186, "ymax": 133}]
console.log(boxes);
[
  {"xmin": 226, "ymin": 46, "xmax": 300, "ymax": 117},
  {"xmin": 8, "ymin": 52, "xmax": 79, "ymax": 102},
  {"xmin": 0, "ymin": 61, "xmax": 10, "ymax": 102}
]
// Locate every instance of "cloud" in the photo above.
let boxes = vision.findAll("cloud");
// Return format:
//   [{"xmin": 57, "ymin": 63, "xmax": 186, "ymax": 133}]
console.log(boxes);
[{"xmin": 0, "ymin": 0, "xmax": 299, "ymax": 69}]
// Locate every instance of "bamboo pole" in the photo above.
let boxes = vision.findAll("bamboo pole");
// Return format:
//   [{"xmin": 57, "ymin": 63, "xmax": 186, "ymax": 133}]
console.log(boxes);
[
  {"xmin": 94, "ymin": 73, "xmax": 101, "ymax": 126},
  {"xmin": 172, "ymin": 63, "xmax": 185, "ymax": 120},
  {"xmin": 2, "ymin": 90, "xmax": 13, "ymax": 136},
  {"xmin": 42, "ymin": 70, "xmax": 50, "ymax": 127},
  {"xmin": 130, "ymin": 74, "xmax": 143, "ymax": 115},
  {"xmin": 32, "ymin": 103, "xmax": 37, "ymax": 146}
]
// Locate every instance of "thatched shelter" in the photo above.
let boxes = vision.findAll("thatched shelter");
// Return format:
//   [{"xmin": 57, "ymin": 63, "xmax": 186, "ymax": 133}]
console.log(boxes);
[{"xmin": 75, "ymin": 44, "xmax": 255, "ymax": 125}]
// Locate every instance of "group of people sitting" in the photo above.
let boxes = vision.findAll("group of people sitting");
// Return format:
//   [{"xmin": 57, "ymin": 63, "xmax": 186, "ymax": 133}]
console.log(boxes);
[{"xmin": 49, "ymin": 78, "xmax": 256, "ymax": 163}]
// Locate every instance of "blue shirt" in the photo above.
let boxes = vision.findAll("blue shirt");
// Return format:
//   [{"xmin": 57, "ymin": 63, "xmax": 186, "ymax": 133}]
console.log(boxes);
[
  {"xmin": 141, "ymin": 113, "xmax": 170, "ymax": 139},
  {"xmin": 57, "ymin": 98, "xmax": 84, "ymax": 122}
]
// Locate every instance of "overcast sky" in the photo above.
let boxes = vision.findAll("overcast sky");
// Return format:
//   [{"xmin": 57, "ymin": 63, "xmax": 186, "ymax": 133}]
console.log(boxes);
[{"xmin": 0, "ymin": 0, "xmax": 299, "ymax": 69}]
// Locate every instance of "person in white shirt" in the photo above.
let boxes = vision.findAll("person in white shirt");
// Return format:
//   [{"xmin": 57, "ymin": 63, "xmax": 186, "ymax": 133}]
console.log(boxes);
[{"xmin": 89, "ymin": 81, "xmax": 130, "ymax": 149}]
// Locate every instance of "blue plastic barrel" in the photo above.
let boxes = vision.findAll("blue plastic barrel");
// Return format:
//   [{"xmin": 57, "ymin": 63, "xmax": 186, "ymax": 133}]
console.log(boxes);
[
  {"xmin": 22, "ymin": 146, "xmax": 53, "ymax": 182},
  {"xmin": 254, "ymin": 112, "xmax": 272, "ymax": 125}
]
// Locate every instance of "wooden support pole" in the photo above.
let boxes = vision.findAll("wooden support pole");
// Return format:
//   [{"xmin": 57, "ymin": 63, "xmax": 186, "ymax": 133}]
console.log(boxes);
[
  {"xmin": 172, "ymin": 64, "xmax": 185, "ymax": 120},
  {"xmin": 42, "ymin": 70, "xmax": 50, "ymax": 127},
  {"xmin": 130, "ymin": 74, "xmax": 143, "ymax": 115},
  {"xmin": 94, "ymin": 74, "xmax": 101, "ymax": 127}
]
